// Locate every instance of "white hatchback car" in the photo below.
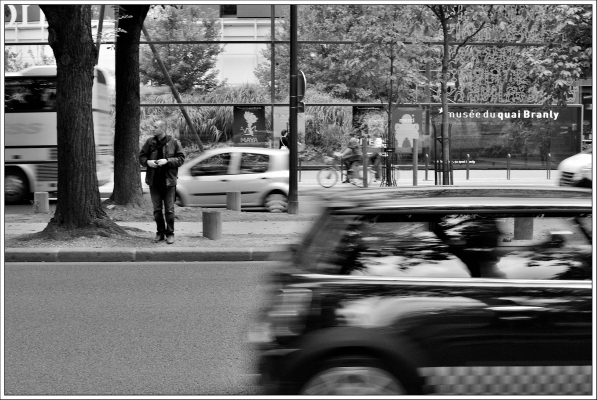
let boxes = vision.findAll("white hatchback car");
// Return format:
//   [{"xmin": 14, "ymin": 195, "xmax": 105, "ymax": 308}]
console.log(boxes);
[
  {"xmin": 557, "ymin": 145, "xmax": 592, "ymax": 188},
  {"xmin": 175, "ymin": 147, "xmax": 290, "ymax": 212}
]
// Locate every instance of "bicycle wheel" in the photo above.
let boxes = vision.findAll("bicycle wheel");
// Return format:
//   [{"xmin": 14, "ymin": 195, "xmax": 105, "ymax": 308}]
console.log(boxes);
[{"xmin": 317, "ymin": 167, "xmax": 339, "ymax": 188}]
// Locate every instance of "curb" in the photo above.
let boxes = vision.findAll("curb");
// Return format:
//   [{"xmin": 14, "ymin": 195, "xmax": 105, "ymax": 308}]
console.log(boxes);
[{"xmin": 4, "ymin": 247, "xmax": 287, "ymax": 263}]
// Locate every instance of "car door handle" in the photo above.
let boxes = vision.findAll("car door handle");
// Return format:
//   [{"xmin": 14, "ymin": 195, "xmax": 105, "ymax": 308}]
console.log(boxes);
[
  {"xmin": 487, "ymin": 305, "xmax": 547, "ymax": 321},
  {"xmin": 220, "ymin": 179, "xmax": 228, "ymax": 182}
]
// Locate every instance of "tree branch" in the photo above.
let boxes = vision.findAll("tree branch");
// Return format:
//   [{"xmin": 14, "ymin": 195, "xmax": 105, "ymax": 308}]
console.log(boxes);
[{"xmin": 449, "ymin": 6, "xmax": 493, "ymax": 62}]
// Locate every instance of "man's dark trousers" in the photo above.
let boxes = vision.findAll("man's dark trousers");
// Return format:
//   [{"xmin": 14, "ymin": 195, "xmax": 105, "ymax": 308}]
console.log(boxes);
[{"xmin": 150, "ymin": 183, "xmax": 176, "ymax": 237}]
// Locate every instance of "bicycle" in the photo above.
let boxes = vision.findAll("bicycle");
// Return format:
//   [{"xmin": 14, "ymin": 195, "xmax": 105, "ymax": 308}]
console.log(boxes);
[{"xmin": 317, "ymin": 153, "xmax": 375, "ymax": 188}]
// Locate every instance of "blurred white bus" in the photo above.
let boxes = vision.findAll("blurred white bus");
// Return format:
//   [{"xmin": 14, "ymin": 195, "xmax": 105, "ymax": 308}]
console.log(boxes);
[{"xmin": 4, "ymin": 65, "xmax": 113, "ymax": 204}]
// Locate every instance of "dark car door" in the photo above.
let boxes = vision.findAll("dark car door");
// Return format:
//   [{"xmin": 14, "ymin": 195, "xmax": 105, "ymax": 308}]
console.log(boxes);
[{"xmin": 305, "ymin": 211, "xmax": 592, "ymax": 395}]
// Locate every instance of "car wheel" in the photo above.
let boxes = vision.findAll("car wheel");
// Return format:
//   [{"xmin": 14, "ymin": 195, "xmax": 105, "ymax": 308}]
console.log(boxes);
[
  {"xmin": 5, "ymin": 168, "xmax": 29, "ymax": 204},
  {"xmin": 264, "ymin": 192, "xmax": 288, "ymax": 213},
  {"xmin": 299, "ymin": 356, "xmax": 407, "ymax": 395}
]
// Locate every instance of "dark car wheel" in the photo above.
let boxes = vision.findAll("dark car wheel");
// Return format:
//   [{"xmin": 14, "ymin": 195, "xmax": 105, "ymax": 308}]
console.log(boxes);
[
  {"xmin": 5, "ymin": 168, "xmax": 30, "ymax": 204},
  {"xmin": 264, "ymin": 192, "xmax": 288, "ymax": 213},
  {"xmin": 299, "ymin": 355, "xmax": 408, "ymax": 395}
]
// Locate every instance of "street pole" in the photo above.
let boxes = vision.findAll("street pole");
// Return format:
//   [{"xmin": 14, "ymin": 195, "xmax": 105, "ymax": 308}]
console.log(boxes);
[{"xmin": 288, "ymin": 5, "xmax": 299, "ymax": 214}]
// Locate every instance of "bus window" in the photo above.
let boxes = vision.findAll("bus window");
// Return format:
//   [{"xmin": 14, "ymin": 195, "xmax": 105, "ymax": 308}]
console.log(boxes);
[{"xmin": 5, "ymin": 78, "xmax": 56, "ymax": 112}]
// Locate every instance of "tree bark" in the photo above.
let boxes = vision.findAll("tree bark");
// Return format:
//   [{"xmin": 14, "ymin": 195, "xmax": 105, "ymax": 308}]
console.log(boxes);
[
  {"xmin": 111, "ymin": 5, "xmax": 151, "ymax": 206},
  {"xmin": 39, "ymin": 5, "xmax": 124, "ymax": 234}
]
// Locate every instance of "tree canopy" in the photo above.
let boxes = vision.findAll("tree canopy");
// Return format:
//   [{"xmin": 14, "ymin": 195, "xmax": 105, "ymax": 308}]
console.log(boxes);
[{"xmin": 139, "ymin": 5, "xmax": 224, "ymax": 93}]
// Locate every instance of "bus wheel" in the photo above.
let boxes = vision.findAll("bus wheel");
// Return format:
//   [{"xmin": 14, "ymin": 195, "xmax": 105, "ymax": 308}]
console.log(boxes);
[{"xmin": 5, "ymin": 168, "xmax": 30, "ymax": 204}]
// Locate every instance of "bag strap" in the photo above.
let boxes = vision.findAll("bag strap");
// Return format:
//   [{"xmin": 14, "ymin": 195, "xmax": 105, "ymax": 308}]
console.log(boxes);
[{"xmin": 150, "ymin": 135, "xmax": 170, "ymax": 153}]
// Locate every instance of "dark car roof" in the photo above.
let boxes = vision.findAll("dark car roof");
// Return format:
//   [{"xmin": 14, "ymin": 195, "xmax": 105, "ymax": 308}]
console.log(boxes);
[{"xmin": 317, "ymin": 186, "xmax": 593, "ymax": 214}]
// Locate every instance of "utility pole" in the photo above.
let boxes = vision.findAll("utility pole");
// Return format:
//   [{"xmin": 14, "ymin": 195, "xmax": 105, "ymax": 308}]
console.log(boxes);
[{"xmin": 288, "ymin": 5, "xmax": 299, "ymax": 214}]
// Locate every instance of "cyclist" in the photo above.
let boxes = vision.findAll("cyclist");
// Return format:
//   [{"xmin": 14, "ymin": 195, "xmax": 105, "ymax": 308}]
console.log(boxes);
[
  {"xmin": 368, "ymin": 131, "xmax": 383, "ymax": 182},
  {"xmin": 340, "ymin": 133, "xmax": 363, "ymax": 183}
]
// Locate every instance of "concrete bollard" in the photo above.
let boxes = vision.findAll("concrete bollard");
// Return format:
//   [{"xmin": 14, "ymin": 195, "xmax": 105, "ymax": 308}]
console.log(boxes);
[
  {"xmin": 226, "ymin": 191, "xmax": 241, "ymax": 211},
  {"xmin": 34, "ymin": 192, "xmax": 50, "ymax": 213},
  {"xmin": 203, "ymin": 210, "xmax": 222, "ymax": 240}
]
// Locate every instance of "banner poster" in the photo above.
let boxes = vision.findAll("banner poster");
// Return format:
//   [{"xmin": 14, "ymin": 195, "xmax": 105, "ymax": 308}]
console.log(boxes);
[
  {"xmin": 232, "ymin": 106, "xmax": 270, "ymax": 147},
  {"xmin": 352, "ymin": 106, "xmax": 385, "ymax": 147},
  {"xmin": 273, "ymin": 106, "xmax": 305, "ymax": 149},
  {"xmin": 391, "ymin": 107, "xmax": 426, "ymax": 153}
]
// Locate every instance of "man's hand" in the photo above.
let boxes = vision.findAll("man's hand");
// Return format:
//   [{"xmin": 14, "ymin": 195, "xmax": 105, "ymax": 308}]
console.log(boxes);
[
  {"xmin": 147, "ymin": 160, "xmax": 158, "ymax": 168},
  {"xmin": 156, "ymin": 159, "xmax": 168, "ymax": 166}
]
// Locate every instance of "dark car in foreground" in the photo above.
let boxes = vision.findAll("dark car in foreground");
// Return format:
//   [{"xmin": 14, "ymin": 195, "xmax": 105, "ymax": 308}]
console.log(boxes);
[{"xmin": 248, "ymin": 186, "xmax": 593, "ymax": 395}]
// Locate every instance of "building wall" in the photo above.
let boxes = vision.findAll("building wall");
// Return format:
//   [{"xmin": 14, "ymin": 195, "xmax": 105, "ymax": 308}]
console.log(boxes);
[{"xmin": 4, "ymin": 5, "xmax": 275, "ymax": 86}]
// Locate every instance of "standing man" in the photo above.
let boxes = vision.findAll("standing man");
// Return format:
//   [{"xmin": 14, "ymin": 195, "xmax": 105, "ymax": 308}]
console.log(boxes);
[{"xmin": 139, "ymin": 120, "xmax": 185, "ymax": 244}]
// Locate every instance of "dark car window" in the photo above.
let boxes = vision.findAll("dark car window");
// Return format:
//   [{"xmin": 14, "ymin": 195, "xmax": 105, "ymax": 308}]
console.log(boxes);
[
  {"xmin": 238, "ymin": 153, "xmax": 269, "ymax": 174},
  {"xmin": 190, "ymin": 153, "xmax": 231, "ymax": 176},
  {"xmin": 297, "ymin": 213, "xmax": 591, "ymax": 280},
  {"xmin": 5, "ymin": 77, "xmax": 57, "ymax": 112}
]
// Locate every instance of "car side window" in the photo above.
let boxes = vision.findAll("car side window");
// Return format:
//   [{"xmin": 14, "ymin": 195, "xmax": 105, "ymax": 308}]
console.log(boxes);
[
  {"xmin": 306, "ymin": 213, "xmax": 592, "ymax": 281},
  {"xmin": 487, "ymin": 215, "xmax": 592, "ymax": 280},
  {"xmin": 190, "ymin": 153, "xmax": 231, "ymax": 176},
  {"xmin": 238, "ymin": 153, "xmax": 269, "ymax": 174}
]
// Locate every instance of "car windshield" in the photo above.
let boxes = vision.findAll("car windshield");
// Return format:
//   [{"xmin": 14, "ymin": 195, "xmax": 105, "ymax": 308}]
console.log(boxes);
[{"xmin": 293, "ymin": 212, "xmax": 592, "ymax": 280}]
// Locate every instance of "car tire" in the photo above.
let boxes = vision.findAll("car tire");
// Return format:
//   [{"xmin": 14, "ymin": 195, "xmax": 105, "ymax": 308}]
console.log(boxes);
[
  {"xmin": 5, "ymin": 168, "xmax": 30, "ymax": 204},
  {"xmin": 298, "ymin": 355, "xmax": 408, "ymax": 395},
  {"xmin": 264, "ymin": 192, "xmax": 288, "ymax": 213}
]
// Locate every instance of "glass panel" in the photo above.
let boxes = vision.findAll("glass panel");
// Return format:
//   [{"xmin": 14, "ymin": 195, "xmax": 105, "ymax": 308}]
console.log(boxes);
[
  {"xmin": 239, "ymin": 153, "xmax": 269, "ymax": 174},
  {"xmin": 5, "ymin": 78, "xmax": 56, "ymax": 112},
  {"xmin": 301, "ymin": 213, "xmax": 592, "ymax": 280},
  {"xmin": 190, "ymin": 153, "xmax": 231, "ymax": 176}
]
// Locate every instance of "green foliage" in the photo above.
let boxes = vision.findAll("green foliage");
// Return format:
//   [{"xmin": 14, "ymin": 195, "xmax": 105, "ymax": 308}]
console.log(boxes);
[
  {"xmin": 4, "ymin": 48, "xmax": 28, "ymax": 72},
  {"xmin": 523, "ymin": 5, "xmax": 592, "ymax": 106},
  {"xmin": 138, "ymin": 84, "xmax": 271, "ymax": 147},
  {"xmin": 4, "ymin": 48, "xmax": 55, "ymax": 72},
  {"xmin": 485, "ymin": 113, "xmax": 559, "ymax": 160},
  {"xmin": 139, "ymin": 5, "xmax": 225, "ymax": 93}
]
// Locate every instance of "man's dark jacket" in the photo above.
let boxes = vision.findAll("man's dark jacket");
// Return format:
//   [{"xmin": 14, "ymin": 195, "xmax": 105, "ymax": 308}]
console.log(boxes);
[{"xmin": 139, "ymin": 135, "xmax": 185, "ymax": 187}]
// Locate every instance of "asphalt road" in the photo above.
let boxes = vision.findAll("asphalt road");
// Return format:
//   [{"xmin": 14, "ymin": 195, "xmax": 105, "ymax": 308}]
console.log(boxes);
[{"xmin": 4, "ymin": 261, "xmax": 276, "ymax": 395}]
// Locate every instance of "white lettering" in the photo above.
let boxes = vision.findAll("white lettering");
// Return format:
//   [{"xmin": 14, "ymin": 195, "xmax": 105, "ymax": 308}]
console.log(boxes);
[
  {"xmin": 483, "ymin": 111, "xmax": 489, "ymax": 118},
  {"xmin": 553, "ymin": 111, "xmax": 559, "ymax": 120},
  {"xmin": 497, "ymin": 112, "xmax": 504, "ymax": 120},
  {"xmin": 524, "ymin": 110, "xmax": 531, "ymax": 118},
  {"xmin": 7, "ymin": 5, "xmax": 18, "ymax": 26},
  {"xmin": 240, "ymin": 137, "xmax": 258, "ymax": 143},
  {"xmin": 22, "ymin": 5, "xmax": 29, "ymax": 25}
]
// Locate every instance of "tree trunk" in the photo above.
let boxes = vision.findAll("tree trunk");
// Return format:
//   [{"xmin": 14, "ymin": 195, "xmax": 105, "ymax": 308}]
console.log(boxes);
[
  {"xmin": 39, "ymin": 5, "xmax": 124, "ymax": 234},
  {"xmin": 111, "ymin": 5, "xmax": 150, "ymax": 207}
]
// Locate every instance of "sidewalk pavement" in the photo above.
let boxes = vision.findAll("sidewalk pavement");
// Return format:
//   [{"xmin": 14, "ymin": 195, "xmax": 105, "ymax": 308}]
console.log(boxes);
[
  {"xmin": 6, "ymin": 169, "xmax": 563, "ymax": 263},
  {"xmin": 4, "ymin": 221, "xmax": 314, "ymax": 263}
]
